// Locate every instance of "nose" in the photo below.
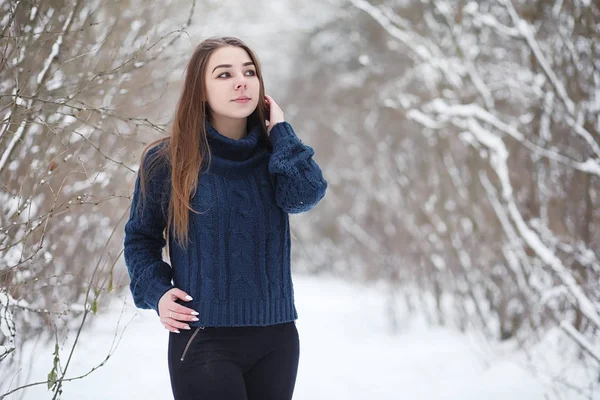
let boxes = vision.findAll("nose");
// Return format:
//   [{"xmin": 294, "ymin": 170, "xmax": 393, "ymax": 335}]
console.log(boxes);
[{"xmin": 235, "ymin": 74, "xmax": 247, "ymax": 90}]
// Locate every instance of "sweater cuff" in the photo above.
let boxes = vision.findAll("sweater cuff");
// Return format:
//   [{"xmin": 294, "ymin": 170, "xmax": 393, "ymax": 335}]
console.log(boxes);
[
  {"xmin": 144, "ymin": 279, "xmax": 175, "ymax": 316},
  {"xmin": 269, "ymin": 121, "xmax": 302, "ymax": 150}
]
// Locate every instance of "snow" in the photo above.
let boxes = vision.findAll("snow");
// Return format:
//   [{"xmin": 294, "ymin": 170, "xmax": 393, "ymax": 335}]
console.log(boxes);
[
  {"xmin": 0, "ymin": 290, "xmax": 16, "ymax": 361},
  {"xmin": 501, "ymin": 0, "xmax": 576, "ymax": 116},
  {"xmin": 455, "ymin": 112, "xmax": 600, "ymax": 331},
  {"xmin": 36, "ymin": 7, "xmax": 74, "ymax": 86},
  {"xmin": 0, "ymin": 119, "xmax": 27, "ymax": 173},
  {"xmin": 559, "ymin": 321, "xmax": 600, "ymax": 363},
  {"xmin": 1, "ymin": 274, "xmax": 564, "ymax": 400},
  {"xmin": 411, "ymin": 100, "xmax": 600, "ymax": 178},
  {"xmin": 469, "ymin": 10, "xmax": 520, "ymax": 38}
]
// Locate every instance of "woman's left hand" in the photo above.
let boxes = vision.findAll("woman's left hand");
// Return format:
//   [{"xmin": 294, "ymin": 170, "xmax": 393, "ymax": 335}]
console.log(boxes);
[{"xmin": 264, "ymin": 94, "xmax": 285, "ymax": 136}]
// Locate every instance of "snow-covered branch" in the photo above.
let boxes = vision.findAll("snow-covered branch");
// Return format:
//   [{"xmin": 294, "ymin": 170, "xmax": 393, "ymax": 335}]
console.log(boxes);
[
  {"xmin": 350, "ymin": 0, "xmax": 464, "ymax": 89},
  {"xmin": 500, "ymin": 0, "xmax": 575, "ymax": 116},
  {"xmin": 409, "ymin": 101, "xmax": 600, "ymax": 178},
  {"xmin": 340, "ymin": 0, "xmax": 599, "ymax": 393},
  {"xmin": 36, "ymin": 5, "xmax": 76, "ymax": 86},
  {"xmin": 499, "ymin": 0, "xmax": 600, "ymax": 159},
  {"xmin": 1, "ymin": 0, "xmax": 200, "ymax": 394},
  {"xmin": 480, "ymin": 172, "xmax": 534, "ymax": 292},
  {"xmin": 0, "ymin": 117, "xmax": 27, "ymax": 173},
  {"xmin": 465, "ymin": 116, "xmax": 600, "ymax": 329},
  {"xmin": 0, "ymin": 290, "xmax": 16, "ymax": 361},
  {"xmin": 410, "ymin": 97, "xmax": 600, "ymax": 330},
  {"xmin": 560, "ymin": 320, "xmax": 600, "ymax": 363},
  {"xmin": 430, "ymin": 1, "xmax": 494, "ymax": 110},
  {"xmin": 467, "ymin": 7, "xmax": 521, "ymax": 38}
]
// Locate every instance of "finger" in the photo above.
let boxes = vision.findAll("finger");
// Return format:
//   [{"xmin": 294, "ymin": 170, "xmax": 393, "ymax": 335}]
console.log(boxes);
[
  {"xmin": 172, "ymin": 304, "xmax": 199, "ymax": 316},
  {"xmin": 169, "ymin": 288, "xmax": 193, "ymax": 302},
  {"xmin": 164, "ymin": 317, "xmax": 192, "ymax": 330},
  {"xmin": 162, "ymin": 321, "xmax": 181, "ymax": 334},
  {"xmin": 168, "ymin": 310, "xmax": 200, "ymax": 322}
]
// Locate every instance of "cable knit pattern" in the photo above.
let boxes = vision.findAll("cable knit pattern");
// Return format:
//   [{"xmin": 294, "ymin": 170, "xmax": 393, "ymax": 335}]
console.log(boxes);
[
  {"xmin": 268, "ymin": 122, "xmax": 328, "ymax": 213},
  {"xmin": 123, "ymin": 120, "xmax": 327, "ymax": 327}
]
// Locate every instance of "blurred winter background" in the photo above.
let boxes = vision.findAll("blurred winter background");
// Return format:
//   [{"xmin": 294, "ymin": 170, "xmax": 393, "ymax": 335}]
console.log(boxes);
[{"xmin": 1, "ymin": 0, "xmax": 599, "ymax": 399}]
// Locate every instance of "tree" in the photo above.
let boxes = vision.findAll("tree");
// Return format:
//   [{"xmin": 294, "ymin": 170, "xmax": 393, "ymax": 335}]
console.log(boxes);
[
  {"xmin": 285, "ymin": 0, "xmax": 599, "ymax": 396},
  {"xmin": 0, "ymin": 0, "xmax": 197, "ymax": 397}
]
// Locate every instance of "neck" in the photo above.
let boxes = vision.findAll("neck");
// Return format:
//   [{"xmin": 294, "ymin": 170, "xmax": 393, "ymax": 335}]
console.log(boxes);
[{"xmin": 209, "ymin": 115, "xmax": 247, "ymax": 140}]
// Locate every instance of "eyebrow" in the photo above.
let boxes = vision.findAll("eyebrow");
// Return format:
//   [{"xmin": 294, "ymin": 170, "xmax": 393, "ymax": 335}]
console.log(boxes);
[{"xmin": 212, "ymin": 61, "xmax": 255, "ymax": 73}]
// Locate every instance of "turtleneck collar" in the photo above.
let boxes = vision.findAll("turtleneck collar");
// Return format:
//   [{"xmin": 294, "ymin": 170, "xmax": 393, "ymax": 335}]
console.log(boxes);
[{"xmin": 205, "ymin": 120, "xmax": 262, "ymax": 162}]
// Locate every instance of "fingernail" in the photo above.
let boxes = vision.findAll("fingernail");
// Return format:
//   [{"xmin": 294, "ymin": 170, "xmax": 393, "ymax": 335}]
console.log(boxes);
[
  {"xmin": 184, "ymin": 325, "xmax": 191, "ymax": 330},
  {"xmin": 192, "ymin": 317, "xmax": 199, "ymax": 321},
  {"xmin": 191, "ymin": 311, "xmax": 199, "ymax": 315},
  {"xmin": 185, "ymin": 295, "xmax": 193, "ymax": 300},
  {"xmin": 175, "ymin": 330, "xmax": 180, "ymax": 333}
]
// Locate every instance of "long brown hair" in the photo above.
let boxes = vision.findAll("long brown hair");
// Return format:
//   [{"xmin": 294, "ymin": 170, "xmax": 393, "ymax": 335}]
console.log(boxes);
[{"xmin": 137, "ymin": 37, "xmax": 269, "ymax": 250}]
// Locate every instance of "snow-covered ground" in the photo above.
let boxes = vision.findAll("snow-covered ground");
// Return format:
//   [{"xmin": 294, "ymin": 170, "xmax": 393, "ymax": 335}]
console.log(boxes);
[{"xmin": 2, "ymin": 273, "xmax": 575, "ymax": 400}]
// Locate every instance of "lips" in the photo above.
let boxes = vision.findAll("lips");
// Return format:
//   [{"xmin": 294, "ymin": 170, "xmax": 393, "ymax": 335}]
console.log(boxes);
[{"xmin": 233, "ymin": 96, "xmax": 250, "ymax": 101}]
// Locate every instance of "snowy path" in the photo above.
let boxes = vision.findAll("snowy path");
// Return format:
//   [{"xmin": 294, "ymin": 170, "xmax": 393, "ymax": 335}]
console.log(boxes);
[{"xmin": 4, "ymin": 274, "xmax": 549, "ymax": 400}]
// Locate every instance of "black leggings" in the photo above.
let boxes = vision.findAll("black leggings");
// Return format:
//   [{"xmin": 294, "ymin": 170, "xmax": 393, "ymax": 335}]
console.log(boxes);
[{"xmin": 167, "ymin": 321, "xmax": 300, "ymax": 400}]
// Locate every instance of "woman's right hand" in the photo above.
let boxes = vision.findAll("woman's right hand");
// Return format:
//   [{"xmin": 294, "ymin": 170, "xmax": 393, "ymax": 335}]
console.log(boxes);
[{"xmin": 158, "ymin": 288, "xmax": 199, "ymax": 333}]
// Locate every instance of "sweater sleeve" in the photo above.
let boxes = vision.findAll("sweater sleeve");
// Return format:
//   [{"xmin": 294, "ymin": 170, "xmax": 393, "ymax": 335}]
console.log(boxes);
[
  {"xmin": 268, "ymin": 121, "xmax": 328, "ymax": 213},
  {"xmin": 123, "ymin": 146, "xmax": 175, "ymax": 315}
]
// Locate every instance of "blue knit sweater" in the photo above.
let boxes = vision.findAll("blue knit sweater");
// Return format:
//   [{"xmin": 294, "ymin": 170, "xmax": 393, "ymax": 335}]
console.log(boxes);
[{"xmin": 123, "ymin": 121, "xmax": 327, "ymax": 327}]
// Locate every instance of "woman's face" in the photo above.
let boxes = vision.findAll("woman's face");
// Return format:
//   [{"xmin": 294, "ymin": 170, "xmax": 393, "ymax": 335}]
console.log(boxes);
[{"xmin": 204, "ymin": 46, "xmax": 260, "ymax": 121}]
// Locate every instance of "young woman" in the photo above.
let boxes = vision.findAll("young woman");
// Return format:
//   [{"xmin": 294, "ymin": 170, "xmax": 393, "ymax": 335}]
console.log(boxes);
[{"xmin": 123, "ymin": 36, "xmax": 327, "ymax": 400}]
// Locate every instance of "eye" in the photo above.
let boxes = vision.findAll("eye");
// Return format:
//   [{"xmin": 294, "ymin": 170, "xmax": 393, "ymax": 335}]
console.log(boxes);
[{"xmin": 216, "ymin": 70, "xmax": 256, "ymax": 78}]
